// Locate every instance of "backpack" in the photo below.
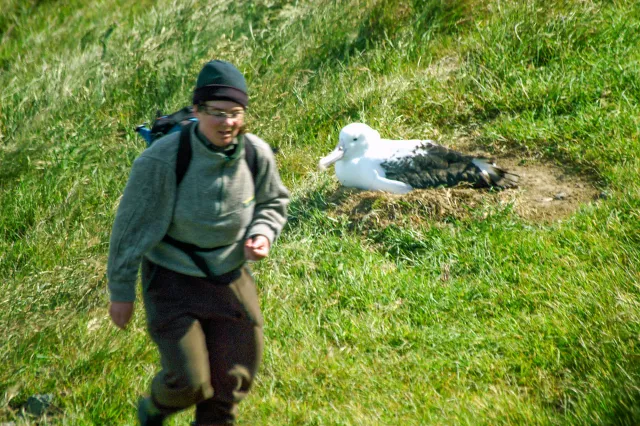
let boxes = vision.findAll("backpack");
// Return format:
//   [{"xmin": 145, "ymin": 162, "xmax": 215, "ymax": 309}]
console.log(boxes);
[
  {"xmin": 134, "ymin": 106, "xmax": 260, "ymax": 185},
  {"xmin": 134, "ymin": 107, "xmax": 263, "ymax": 283}
]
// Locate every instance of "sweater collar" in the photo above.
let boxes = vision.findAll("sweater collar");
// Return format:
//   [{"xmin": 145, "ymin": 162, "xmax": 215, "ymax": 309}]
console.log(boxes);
[{"xmin": 192, "ymin": 124, "xmax": 244, "ymax": 161}]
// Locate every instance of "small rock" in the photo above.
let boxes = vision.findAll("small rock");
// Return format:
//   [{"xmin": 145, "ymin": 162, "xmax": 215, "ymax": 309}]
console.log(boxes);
[
  {"xmin": 598, "ymin": 190, "xmax": 612, "ymax": 199},
  {"xmin": 554, "ymin": 192, "xmax": 567, "ymax": 200},
  {"xmin": 24, "ymin": 394, "xmax": 54, "ymax": 417}
]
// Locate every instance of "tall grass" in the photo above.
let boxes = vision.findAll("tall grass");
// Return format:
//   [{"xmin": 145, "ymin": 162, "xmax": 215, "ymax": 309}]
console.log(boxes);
[{"xmin": 1, "ymin": 0, "xmax": 639, "ymax": 424}]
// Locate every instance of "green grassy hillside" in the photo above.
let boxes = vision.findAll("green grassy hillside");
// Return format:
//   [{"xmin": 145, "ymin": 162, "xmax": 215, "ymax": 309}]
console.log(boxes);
[{"xmin": 1, "ymin": 0, "xmax": 639, "ymax": 424}]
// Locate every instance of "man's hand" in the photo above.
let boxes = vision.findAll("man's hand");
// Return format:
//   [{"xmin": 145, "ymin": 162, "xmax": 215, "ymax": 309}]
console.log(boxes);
[
  {"xmin": 109, "ymin": 301, "xmax": 134, "ymax": 329},
  {"xmin": 244, "ymin": 235, "xmax": 271, "ymax": 261}
]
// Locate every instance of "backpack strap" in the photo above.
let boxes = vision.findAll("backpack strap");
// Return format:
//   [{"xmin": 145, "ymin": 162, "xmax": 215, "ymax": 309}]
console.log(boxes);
[
  {"xmin": 175, "ymin": 122, "xmax": 194, "ymax": 185},
  {"xmin": 243, "ymin": 134, "xmax": 259, "ymax": 185},
  {"xmin": 161, "ymin": 235, "xmax": 241, "ymax": 284}
]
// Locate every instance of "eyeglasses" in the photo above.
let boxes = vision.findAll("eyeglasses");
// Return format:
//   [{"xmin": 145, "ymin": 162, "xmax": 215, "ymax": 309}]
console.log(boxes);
[{"xmin": 200, "ymin": 105, "xmax": 245, "ymax": 120}]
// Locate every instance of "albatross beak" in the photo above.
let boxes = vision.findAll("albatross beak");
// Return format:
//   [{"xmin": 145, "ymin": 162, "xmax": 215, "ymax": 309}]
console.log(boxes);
[{"xmin": 318, "ymin": 147, "xmax": 345, "ymax": 170}]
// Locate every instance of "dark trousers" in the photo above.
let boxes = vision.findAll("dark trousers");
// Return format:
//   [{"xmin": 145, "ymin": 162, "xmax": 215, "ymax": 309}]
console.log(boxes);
[{"xmin": 141, "ymin": 259, "xmax": 264, "ymax": 425}]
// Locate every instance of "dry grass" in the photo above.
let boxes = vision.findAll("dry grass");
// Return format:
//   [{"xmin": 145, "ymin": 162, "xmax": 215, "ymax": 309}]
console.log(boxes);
[{"xmin": 325, "ymin": 159, "xmax": 601, "ymax": 231}]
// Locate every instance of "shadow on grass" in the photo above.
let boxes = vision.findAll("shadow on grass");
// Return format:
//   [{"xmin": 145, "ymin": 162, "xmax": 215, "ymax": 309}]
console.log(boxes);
[
  {"xmin": 284, "ymin": 183, "xmax": 353, "ymax": 232},
  {"xmin": 0, "ymin": 141, "xmax": 49, "ymax": 243},
  {"xmin": 0, "ymin": 143, "xmax": 46, "ymax": 188},
  {"xmin": 298, "ymin": 0, "xmax": 473, "ymax": 71},
  {"xmin": 605, "ymin": 388, "xmax": 640, "ymax": 425}
]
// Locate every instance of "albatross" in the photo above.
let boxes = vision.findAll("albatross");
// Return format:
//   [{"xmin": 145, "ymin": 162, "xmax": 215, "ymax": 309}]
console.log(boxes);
[{"xmin": 318, "ymin": 123, "xmax": 518, "ymax": 194}]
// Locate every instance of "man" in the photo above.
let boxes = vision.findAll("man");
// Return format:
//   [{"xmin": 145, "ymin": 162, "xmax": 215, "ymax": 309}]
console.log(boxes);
[{"xmin": 107, "ymin": 60, "xmax": 289, "ymax": 425}]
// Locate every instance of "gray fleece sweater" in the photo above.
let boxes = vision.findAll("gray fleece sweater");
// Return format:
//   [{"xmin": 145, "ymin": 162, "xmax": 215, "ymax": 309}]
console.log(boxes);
[{"xmin": 107, "ymin": 125, "xmax": 290, "ymax": 302}]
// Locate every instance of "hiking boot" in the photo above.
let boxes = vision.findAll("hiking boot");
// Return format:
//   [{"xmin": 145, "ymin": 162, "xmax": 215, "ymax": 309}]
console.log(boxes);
[{"xmin": 137, "ymin": 397, "xmax": 165, "ymax": 426}]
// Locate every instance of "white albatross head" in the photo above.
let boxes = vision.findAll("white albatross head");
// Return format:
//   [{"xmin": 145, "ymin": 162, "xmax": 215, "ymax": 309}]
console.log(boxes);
[{"xmin": 318, "ymin": 123, "xmax": 381, "ymax": 170}]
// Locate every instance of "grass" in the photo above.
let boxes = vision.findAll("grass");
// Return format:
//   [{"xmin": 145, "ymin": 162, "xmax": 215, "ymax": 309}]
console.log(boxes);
[{"xmin": 1, "ymin": 0, "xmax": 639, "ymax": 424}]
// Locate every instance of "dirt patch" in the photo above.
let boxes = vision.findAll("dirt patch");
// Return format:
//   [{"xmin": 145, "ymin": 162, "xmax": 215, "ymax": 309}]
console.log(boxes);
[
  {"xmin": 325, "ymin": 159, "xmax": 602, "ymax": 229},
  {"xmin": 496, "ymin": 158, "xmax": 602, "ymax": 221}
]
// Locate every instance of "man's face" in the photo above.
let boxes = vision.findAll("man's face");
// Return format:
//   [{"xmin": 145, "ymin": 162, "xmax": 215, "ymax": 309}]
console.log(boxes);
[{"xmin": 194, "ymin": 100, "xmax": 245, "ymax": 147}]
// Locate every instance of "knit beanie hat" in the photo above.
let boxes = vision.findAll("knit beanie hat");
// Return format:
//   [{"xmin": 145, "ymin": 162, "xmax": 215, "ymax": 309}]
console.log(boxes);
[{"xmin": 193, "ymin": 60, "xmax": 248, "ymax": 108}]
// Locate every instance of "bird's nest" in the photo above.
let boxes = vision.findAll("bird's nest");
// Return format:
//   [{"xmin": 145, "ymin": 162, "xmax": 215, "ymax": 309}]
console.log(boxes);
[{"xmin": 325, "ymin": 159, "xmax": 603, "ymax": 230}]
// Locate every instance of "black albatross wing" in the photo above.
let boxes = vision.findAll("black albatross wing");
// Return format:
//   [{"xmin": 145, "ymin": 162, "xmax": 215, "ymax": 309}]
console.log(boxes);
[{"xmin": 381, "ymin": 142, "xmax": 519, "ymax": 189}]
